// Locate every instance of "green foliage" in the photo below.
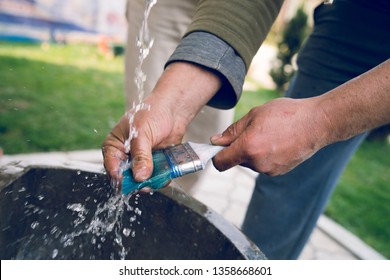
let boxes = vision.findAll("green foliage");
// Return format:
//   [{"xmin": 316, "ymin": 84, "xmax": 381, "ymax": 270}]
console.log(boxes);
[{"xmin": 270, "ymin": 6, "xmax": 309, "ymax": 92}]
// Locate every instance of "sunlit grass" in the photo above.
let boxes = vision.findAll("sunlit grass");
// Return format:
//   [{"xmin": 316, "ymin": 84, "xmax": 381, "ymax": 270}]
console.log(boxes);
[
  {"xmin": 325, "ymin": 140, "xmax": 390, "ymax": 258},
  {"xmin": 0, "ymin": 42, "xmax": 124, "ymax": 153}
]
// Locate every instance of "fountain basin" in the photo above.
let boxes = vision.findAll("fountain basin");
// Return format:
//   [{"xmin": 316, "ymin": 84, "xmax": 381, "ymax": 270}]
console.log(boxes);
[{"xmin": 0, "ymin": 161, "xmax": 265, "ymax": 260}]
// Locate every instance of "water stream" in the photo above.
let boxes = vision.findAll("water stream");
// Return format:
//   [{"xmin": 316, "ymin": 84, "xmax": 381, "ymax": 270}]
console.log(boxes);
[
  {"xmin": 22, "ymin": 0, "xmax": 158, "ymax": 260},
  {"xmin": 124, "ymin": 0, "xmax": 157, "ymax": 154}
]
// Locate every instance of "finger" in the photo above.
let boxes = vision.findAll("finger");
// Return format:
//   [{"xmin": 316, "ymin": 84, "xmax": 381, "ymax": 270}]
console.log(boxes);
[
  {"xmin": 212, "ymin": 134, "xmax": 248, "ymax": 172},
  {"xmin": 210, "ymin": 115, "xmax": 249, "ymax": 146},
  {"xmin": 102, "ymin": 142, "xmax": 127, "ymax": 180},
  {"xmin": 101, "ymin": 114, "xmax": 131, "ymax": 179},
  {"xmin": 139, "ymin": 187, "xmax": 153, "ymax": 193},
  {"xmin": 130, "ymin": 135, "xmax": 154, "ymax": 182},
  {"xmin": 139, "ymin": 180, "xmax": 171, "ymax": 193},
  {"xmin": 110, "ymin": 115, "xmax": 131, "ymax": 143}
]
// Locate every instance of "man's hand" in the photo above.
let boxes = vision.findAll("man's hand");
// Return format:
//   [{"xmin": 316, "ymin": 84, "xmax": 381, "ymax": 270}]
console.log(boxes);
[
  {"xmin": 102, "ymin": 62, "xmax": 222, "ymax": 184},
  {"xmin": 102, "ymin": 99, "xmax": 179, "ymax": 185},
  {"xmin": 211, "ymin": 97, "xmax": 329, "ymax": 176}
]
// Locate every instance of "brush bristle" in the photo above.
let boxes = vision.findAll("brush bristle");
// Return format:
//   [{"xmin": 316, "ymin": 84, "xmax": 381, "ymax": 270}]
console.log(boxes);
[
  {"xmin": 122, "ymin": 150, "xmax": 173, "ymax": 195},
  {"xmin": 121, "ymin": 142, "xmax": 224, "ymax": 195},
  {"xmin": 187, "ymin": 142, "xmax": 224, "ymax": 167}
]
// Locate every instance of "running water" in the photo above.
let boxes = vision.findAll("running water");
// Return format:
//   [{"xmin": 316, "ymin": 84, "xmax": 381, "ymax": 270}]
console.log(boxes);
[
  {"xmin": 124, "ymin": 0, "xmax": 157, "ymax": 154},
  {"xmin": 67, "ymin": 0, "xmax": 159, "ymax": 259},
  {"xmin": 21, "ymin": 0, "xmax": 158, "ymax": 260},
  {"xmin": 70, "ymin": 0, "xmax": 158, "ymax": 259}
]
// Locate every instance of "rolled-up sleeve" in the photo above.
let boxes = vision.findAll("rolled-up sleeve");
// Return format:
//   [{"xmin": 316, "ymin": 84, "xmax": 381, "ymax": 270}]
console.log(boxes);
[
  {"xmin": 166, "ymin": 31, "xmax": 245, "ymax": 109},
  {"xmin": 165, "ymin": 0, "xmax": 283, "ymax": 109}
]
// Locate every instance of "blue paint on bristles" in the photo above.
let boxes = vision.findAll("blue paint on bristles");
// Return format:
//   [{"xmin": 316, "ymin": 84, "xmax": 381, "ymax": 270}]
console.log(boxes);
[{"xmin": 121, "ymin": 142, "xmax": 224, "ymax": 195}]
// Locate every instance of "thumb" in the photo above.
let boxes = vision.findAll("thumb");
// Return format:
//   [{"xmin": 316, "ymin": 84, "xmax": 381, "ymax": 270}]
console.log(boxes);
[
  {"xmin": 210, "ymin": 116, "xmax": 249, "ymax": 146},
  {"xmin": 130, "ymin": 137, "xmax": 154, "ymax": 182}
]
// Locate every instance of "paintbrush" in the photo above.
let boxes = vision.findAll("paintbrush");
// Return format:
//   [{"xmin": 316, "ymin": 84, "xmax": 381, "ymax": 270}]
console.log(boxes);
[{"xmin": 122, "ymin": 142, "xmax": 224, "ymax": 195}]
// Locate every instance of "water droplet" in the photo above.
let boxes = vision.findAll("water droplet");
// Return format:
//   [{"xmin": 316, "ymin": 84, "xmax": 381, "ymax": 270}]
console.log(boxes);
[
  {"xmin": 67, "ymin": 203, "xmax": 85, "ymax": 213},
  {"xmin": 135, "ymin": 208, "xmax": 142, "ymax": 215},
  {"xmin": 52, "ymin": 249, "xmax": 58, "ymax": 259},
  {"xmin": 31, "ymin": 221, "xmax": 39, "ymax": 229},
  {"xmin": 123, "ymin": 228, "xmax": 131, "ymax": 237}
]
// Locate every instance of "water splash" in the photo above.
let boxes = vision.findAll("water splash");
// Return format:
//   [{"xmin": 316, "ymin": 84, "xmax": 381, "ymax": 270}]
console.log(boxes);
[
  {"xmin": 124, "ymin": 0, "xmax": 157, "ymax": 155},
  {"xmin": 16, "ymin": 0, "xmax": 158, "ymax": 260},
  {"xmin": 57, "ymin": 192, "xmax": 142, "ymax": 259}
]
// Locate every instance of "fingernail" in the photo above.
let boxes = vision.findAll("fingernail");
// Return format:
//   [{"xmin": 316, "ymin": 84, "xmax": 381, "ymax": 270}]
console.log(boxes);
[{"xmin": 211, "ymin": 133, "xmax": 223, "ymax": 143}]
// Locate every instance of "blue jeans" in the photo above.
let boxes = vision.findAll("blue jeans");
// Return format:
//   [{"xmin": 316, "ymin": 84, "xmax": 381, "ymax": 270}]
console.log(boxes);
[
  {"xmin": 242, "ymin": 71, "xmax": 368, "ymax": 259},
  {"xmin": 241, "ymin": 0, "xmax": 389, "ymax": 259}
]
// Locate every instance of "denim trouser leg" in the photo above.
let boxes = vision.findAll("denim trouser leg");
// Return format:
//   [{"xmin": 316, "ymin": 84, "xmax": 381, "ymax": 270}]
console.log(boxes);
[{"xmin": 241, "ymin": 71, "xmax": 368, "ymax": 259}]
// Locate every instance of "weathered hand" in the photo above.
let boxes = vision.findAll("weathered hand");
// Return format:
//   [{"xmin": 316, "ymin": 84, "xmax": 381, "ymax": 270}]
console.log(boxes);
[
  {"xmin": 102, "ymin": 62, "xmax": 221, "ymax": 184},
  {"xmin": 211, "ymin": 97, "xmax": 328, "ymax": 176},
  {"xmin": 102, "ymin": 96, "xmax": 180, "ymax": 185}
]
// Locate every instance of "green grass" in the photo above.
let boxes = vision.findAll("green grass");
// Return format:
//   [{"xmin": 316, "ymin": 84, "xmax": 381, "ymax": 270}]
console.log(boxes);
[
  {"xmin": 325, "ymin": 140, "xmax": 390, "ymax": 257},
  {"xmin": 0, "ymin": 42, "xmax": 124, "ymax": 153},
  {"xmin": 1, "ymin": 42, "xmax": 389, "ymax": 258},
  {"xmin": 234, "ymin": 87, "xmax": 281, "ymax": 122}
]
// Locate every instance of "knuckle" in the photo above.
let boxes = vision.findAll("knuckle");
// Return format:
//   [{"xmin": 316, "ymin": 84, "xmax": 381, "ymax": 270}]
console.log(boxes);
[{"xmin": 226, "ymin": 124, "xmax": 239, "ymax": 137}]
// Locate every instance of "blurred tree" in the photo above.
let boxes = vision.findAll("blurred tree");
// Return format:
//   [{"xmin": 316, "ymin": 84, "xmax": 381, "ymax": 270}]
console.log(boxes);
[{"xmin": 270, "ymin": 6, "xmax": 309, "ymax": 92}]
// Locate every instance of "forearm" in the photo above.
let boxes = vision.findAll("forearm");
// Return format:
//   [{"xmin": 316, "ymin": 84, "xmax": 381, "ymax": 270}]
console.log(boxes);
[
  {"xmin": 147, "ymin": 61, "xmax": 222, "ymax": 133},
  {"xmin": 211, "ymin": 60, "xmax": 390, "ymax": 176},
  {"xmin": 318, "ymin": 59, "xmax": 390, "ymax": 145},
  {"xmin": 166, "ymin": 32, "xmax": 245, "ymax": 109}
]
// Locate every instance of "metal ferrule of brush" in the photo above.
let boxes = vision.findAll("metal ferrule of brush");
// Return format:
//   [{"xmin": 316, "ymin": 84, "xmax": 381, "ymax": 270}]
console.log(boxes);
[{"xmin": 163, "ymin": 143, "xmax": 204, "ymax": 178}]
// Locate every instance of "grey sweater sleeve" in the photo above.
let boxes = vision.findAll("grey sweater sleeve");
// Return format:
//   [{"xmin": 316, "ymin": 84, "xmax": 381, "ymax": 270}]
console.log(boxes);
[{"xmin": 165, "ymin": 31, "xmax": 246, "ymax": 109}]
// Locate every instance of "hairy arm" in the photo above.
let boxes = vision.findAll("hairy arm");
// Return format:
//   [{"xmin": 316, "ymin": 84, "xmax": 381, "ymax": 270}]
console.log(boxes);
[
  {"xmin": 320, "ymin": 59, "xmax": 390, "ymax": 144},
  {"xmin": 211, "ymin": 59, "xmax": 390, "ymax": 175}
]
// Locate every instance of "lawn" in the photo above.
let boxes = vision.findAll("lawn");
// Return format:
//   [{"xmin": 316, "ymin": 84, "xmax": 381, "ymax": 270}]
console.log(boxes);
[
  {"xmin": 1, "ymin": 42, "xmax": 389, "ymax": 258},
  {"xmin": 0, "ymin": 42, "xmax": 124, "ymax": 153}
]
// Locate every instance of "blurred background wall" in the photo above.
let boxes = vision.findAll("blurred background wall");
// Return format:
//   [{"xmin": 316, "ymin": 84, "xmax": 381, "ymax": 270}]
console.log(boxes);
[{"xmin": 0, "ymin": 0, "xmax": 127, "ymax": 43}]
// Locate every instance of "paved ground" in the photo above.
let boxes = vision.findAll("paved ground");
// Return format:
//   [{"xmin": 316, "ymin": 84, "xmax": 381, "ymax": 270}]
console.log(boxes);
[{"xmin": 0, "ymin": 150, "xmax": 385, "ymax": 260}]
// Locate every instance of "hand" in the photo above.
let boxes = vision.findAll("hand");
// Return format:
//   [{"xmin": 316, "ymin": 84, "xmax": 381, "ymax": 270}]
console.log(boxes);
[
  {"xmin": 101, "ymin": 96, "xmax": 180, "ymax": 186},
  {"xmin": 102, "ymin": 62, "xmax": 221, "ymax": 184},
  {"xmin": 211, "ymin": 97, "xmax": 329, "ymax": 176},
  {"xmin": 211, "ymin": 60, "xmax": 390, "ymax": 176}
]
